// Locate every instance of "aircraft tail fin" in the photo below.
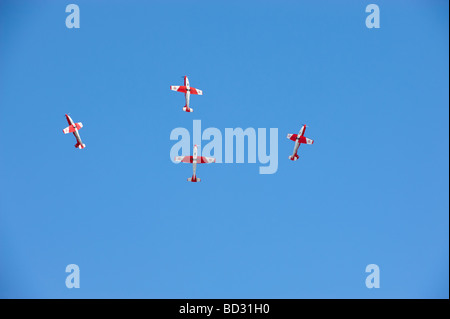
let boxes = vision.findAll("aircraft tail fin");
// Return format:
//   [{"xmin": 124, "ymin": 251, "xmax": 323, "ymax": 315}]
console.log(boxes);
[
  {"xmin": 289, "ymin": 154, "xmax": 299, "ymax": 161},
  {"xmin": 187, "ymin": 176, "xmax": 201, "ymax": 182},
  {"xmin": 183, "ymin": 106, "xmax": 193, "ymax": 113},
  {"xmin": 75, "ymin": 143, "xmax": 86, "ymax": 149}
]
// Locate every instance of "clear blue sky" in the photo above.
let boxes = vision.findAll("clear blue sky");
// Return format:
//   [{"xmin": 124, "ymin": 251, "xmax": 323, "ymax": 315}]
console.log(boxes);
[{"xmin": 0, "ymin": 0, "xmax": 448, "ymax": 298}]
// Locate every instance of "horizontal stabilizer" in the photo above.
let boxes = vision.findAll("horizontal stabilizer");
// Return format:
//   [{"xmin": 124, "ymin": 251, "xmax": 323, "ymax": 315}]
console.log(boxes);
[
  {"xmin": 183, "ymin": 106, "xmax": 193, "ymax": 113},
  {"xmin": 187, "ymin": 177, "xmax": 201, "ymax": 182},
  {"xmin": 289, "ymin": 154, "xmax": 299, "ymax": 161},
  {"xmin": 75, "ymin": 143, "xmax": 86, "ymax": 149}
]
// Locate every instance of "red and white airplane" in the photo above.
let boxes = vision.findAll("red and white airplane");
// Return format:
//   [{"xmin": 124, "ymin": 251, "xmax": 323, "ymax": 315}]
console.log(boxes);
[
  {"xmin": 174, "ymin": 145, "xmax": 215, "ymax": 182},
  {"xmin": 62, "ymin": 114, "xmax": 85, "ymax": 149},
  {"xmin": 287, "ymin": 124, "xmax": 314, "ymax": 160},
  {"xmin": 170, "ymin": 76, "xmax": 203, "ymax": 112}
]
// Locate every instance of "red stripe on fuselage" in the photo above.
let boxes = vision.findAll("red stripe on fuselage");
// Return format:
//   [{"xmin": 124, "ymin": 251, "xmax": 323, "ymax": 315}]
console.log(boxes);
[
  {"xmin": 65, "ymin": 114, "xmax": 72, "ymax": 126},
  {"xmin": 301, "ymin": 125, "xmax": 306, "ymax": 137}
]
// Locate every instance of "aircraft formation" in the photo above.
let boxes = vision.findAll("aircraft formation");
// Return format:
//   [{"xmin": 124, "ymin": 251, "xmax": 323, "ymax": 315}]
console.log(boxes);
[{"xmin": 62, "ymin": 76, "xmax": 314, "ymax": 182}]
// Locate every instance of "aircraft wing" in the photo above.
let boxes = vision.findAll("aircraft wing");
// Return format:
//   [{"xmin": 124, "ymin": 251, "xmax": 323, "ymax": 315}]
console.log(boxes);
[
  {"xmin": 190, "ymin": 87, "xmax": 203, "ymax": 95},
  {"xmin": 63, "ymin": 126, "xmax": 73, "ymax": 134},
  {"xmin": 62, "ymin": 122, "xmax": 83, "ymax": 134},
  {"xmin": 170, "ymin": 86, "xmax": 187, "ymax": 93},
  {"xmin": 298, "ymin": 136, "xmax": 314, "ymax": 144},
  {"xmin": 174, "ymin": 156, "xmax": 193, "ymax": 163},
  {"xmin": 287, "ymin": 134, "xmax": 298, "ymax": 142},
  {"xmin": 198, "ymin": 156, "xmax": 215, "ymax": 163}
]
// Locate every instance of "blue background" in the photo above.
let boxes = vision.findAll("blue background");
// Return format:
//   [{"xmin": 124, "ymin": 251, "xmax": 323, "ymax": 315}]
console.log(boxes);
[{"xmin": 0, "ymin": 0, "xmax": 448, "ymax": 298}]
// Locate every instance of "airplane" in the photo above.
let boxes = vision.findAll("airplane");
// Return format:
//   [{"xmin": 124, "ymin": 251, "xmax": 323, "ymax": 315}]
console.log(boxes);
[
  {"xmin": 62, "ymin": 114, "xmax": 86, "ymax": 149},
  {"xmin": 174, "ymin": 145, "xmax": 215, "ymax": 182},
  {"xmin": 287, "ymin": 124, "xmax": 314, "ymax": 160},
  {"xmin": 170, "ymin": 76, "xmax": 203, "ymax": 112}
]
